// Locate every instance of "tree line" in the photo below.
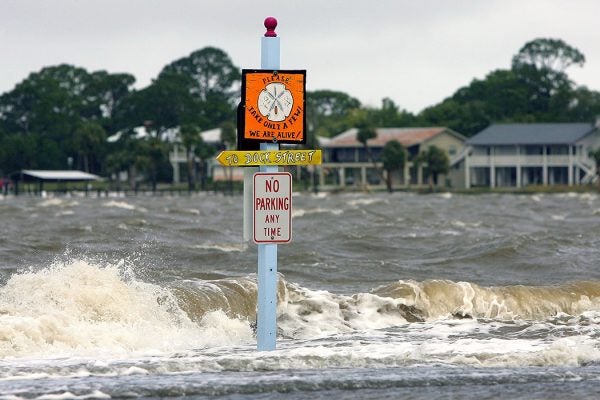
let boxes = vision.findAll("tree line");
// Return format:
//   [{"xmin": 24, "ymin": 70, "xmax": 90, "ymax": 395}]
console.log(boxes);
[{"xmin": 1, "ymin": 38, "xmax": 599, "ymax": 187}]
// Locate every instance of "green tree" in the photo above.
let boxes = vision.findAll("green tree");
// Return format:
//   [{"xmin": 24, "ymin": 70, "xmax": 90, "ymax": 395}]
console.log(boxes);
[
  {"xmin": 354, "ymin": 113, "xmax": 386, "ymax": 187},
  {"xmin": 105, "ymin": 149, "xmax": 129, "ymax": 189},
  {"xmin": 159, "ymin": 47, "xmax": 240, "ymax": 128},
  {"xmin": 355, "ymin": 116, "xmax": 376, "ymax": 149},
  {"xmin": 220, "ymin": 120, "xmax": 236, "ymax": 150},
  {"xmin": 72, "ymin": 121, "xmax": 106, "ymax": 173},
  {"xmin": 0, "ymin": 64, "xmax": 135, "ymax": 173},
  {"xmin": 105, "ymin": 134, "xmax": 150, "ymax": 190},
  {"xmin": 114, "ymin": 72, "xmax": 200, "ymax": 132},
  {"xmin": 83, "ymin": 71, "xmax": 136, "ymax": 131},
  {"xmin": 511, "ymin": 38, "xmax": 586, "ymax": 120},
  {"xmin": 306, "ymin": 89, "xmax": 361, "ymax": 141},
  {"xmin": 179, "ymin": 124, "xmax": 202, "ymax": 191},
  {"xmin": 365, "ymin": 98, "xmax": 418, "ymax": 128},
  {"xmin": 419, "ymin": 38, "xmax": 598, "ymax": 136},
  {"xmin": 0, "ymin": 65, "xmax": 87, "ymax": 139},
  {"xmin": 138, "ymin": 136, "xmax": 169, "ymax": 192},
  {"xmin": 566, "ymin": 87, "xmax": 600, "ymax": 121},
  {"xmin": 511, "ymin": 38, "xmax": 585, "ymax": 72},
  {"xmin": 421, "ymin": 145, "xmax": 449, "ymax": 189},
  {"xmin": 0, "ymin": 134, "xmax": 37, "ymax": 172},
  {"xmin": 220, "ymin": 121, "xmax": 237, "ymax": 194},
  {"xmin": 381, "ymin": 140, "xmax": 406, "ymax": 192}
]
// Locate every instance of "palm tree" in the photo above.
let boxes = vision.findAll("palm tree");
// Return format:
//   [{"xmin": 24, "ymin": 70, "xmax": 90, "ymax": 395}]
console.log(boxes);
[
  {"xmin": 381, "ymin": 140, "xmax": 406, "ymax": 193},
  {"xmin": 422, "ymin": 145, "xmax": 450, "ymax": 190},
  {"xmin": 220, "ymin": 121, "xmax": 236, "ymax": 194},
  {"xmin": 179, "ymin": 124, "xmax": 202, "ymax": 191},
  {"xmin": 73, "ymin": 121, "xmax": 106, "ymax": 173},
  {"xmin": 355, "ymin": 117, "xmax": 385, "ymax": 187}
]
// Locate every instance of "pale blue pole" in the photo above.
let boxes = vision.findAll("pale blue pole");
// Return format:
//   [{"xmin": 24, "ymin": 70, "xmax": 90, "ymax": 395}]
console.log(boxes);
[{"xmin": 257, "ymin": 17, "xmax": 280, "ymax": 351}]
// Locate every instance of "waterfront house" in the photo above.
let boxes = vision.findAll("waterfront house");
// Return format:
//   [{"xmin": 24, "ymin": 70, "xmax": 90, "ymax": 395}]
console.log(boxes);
[
  {"xmin": 462, "ymin": 122, "xmax": 600, "ymax": 188},
  {"xmin": 319, "ymin": 127, "xmax": 467, "ymax": 189}
]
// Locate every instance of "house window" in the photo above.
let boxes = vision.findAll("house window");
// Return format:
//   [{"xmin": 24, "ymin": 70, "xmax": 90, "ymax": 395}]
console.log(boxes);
[{"xmin": 449, "ymin": 145, "xmax": 457, "ymax": 156}]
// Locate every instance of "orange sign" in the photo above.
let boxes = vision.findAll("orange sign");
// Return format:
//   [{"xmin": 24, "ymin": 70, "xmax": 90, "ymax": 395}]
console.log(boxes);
[{"xmin": 241, "ymin": 69, "xmax": 306, "ymax": 144}]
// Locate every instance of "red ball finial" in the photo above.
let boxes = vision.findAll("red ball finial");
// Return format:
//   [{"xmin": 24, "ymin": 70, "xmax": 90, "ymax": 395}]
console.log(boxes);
[{"xmin": 264, "ymin": 17, "xmax": 277, "ymax": 37}]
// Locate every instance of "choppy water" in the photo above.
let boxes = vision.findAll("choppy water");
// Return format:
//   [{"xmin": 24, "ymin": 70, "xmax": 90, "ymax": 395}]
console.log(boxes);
[{"xmin": 1, "ymin": 191, "xmax": 600, "ymax": 399}]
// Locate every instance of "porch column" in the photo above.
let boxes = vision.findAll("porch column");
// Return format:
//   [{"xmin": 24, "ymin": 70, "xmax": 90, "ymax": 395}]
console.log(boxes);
[
  {"xmin": 465, "ymin": 149, "xmax": 471, "ymax": 189},
  {"xmin": 568, "ymin": 145, "xmax": 574, "ymax": 186},
  {"xmin": 516, "ymin": 145, "xmax": 522, "ymax": 188},
  {"xmin": 318, "ymin": 166, "xmax": 325, "ymax": 188},
  {"xmin": 339, "ymin": 167, "xmax": 346, "ymax": 188},
  {"xmin": 490, "ymin": 147, "xmax": 495, "ymax": 188},
  {"xmin": 172, "ymin": 162, "xmax": 180, "ymax": 184},
  {"xmin": 542, "ymin": 146, "xmax": 548, "ymax": 185},
  {"xmin": 361, "ymin": 166, "xmax": 367, "ymax": 186},
  {"xmin": 171, "ymin": 144, "xmax": 180, "ymax": 184}
]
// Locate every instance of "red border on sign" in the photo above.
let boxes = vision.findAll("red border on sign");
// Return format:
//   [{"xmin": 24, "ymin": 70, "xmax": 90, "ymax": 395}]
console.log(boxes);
[{"xmin": 253, "ymin": 172, "xmax": 292, "ymax": 244}]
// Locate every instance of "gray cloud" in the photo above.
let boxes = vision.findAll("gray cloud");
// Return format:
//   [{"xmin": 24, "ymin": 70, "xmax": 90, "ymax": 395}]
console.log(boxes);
[{"xmin": 1, "ymin": 0, "xmax": 598, "ymax": 113}]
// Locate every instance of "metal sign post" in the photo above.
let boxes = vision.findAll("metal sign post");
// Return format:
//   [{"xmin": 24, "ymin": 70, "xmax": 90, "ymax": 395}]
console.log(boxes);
[
  {"xmin": 257, "ymin": 16, "xmax": 280, "ymax": 351},
  {"xmin": 225, "ymin": 17, "xmax": 314, "ymax": 351}
]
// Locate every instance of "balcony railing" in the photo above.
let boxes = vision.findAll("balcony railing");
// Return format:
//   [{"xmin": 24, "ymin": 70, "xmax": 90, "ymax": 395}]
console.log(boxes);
[{"xmin": 469, "ymin": 154, "xmax": 577, "ymax": 167}]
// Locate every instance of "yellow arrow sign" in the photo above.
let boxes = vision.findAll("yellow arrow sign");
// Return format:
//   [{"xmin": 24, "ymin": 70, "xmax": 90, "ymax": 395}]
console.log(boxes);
[{"xmin": 216, "ymin": 149, "xmax": 322, "ymax": 167}]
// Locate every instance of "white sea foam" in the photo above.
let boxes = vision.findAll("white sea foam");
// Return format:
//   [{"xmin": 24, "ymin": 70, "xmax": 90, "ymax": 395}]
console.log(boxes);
[
  {"xmin": 39, "ymin": 199, "xmax": 79, "ymax": 208},
  {"xmin": 578, "ymin": 193, "xmax": 597, "ymax": 201},
  {"xmin": 292, "ymin": 207, "xmax": 343, "ymax": 218},
  {"xmin": 451, "ymin": 220, "xmax": 482, "ymax": 228},
  {"xmin": 55, "ymin": 210, "xmax": 75, "ymax": 217},
  {"xmin": 194, "ymin": 243, "xmax": 248, "ymax": 253},
  {"xmin": 278, "ymin": 284, "xmax": 410, "ymax": 338},
  {"xmin": 36, "ymin": 391, "xmax": 111, "ymax": 400},
  {"xmin": 103, "ymin": 200, "xmax": 144, "ymax": 211},
  {"xmin": 0, "ymin": 260, "xmax": 252, "ymax": 358},
  {"xmin": 347, "ymin": 198, "xmax": 384, "ymax": 207},
  {"xmin": 440, "ymin": 230, "xmax": 460, "ymax": 236}
]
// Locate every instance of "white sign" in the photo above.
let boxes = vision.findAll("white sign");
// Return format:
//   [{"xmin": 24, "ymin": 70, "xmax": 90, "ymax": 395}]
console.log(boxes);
[{"xmin": 253, "ymin": 172, "xmax": 292, "ymax": 244}]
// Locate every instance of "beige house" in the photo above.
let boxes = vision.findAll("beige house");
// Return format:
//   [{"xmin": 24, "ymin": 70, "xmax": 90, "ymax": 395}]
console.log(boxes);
[{"xmin": 319, "ymin": 127, "xmax": 467, "ymax": 190}]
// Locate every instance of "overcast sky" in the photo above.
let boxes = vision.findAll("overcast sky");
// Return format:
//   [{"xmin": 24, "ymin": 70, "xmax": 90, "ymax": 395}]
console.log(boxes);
[{"xmin": 1, "ymin": 0, "xmax": 599, "ymax": 114}]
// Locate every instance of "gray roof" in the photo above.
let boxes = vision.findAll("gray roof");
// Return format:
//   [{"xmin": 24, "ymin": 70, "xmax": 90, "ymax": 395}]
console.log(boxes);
[{"xmin": 467, "ymin": 123, "xmax": 596, "ymax": 145}]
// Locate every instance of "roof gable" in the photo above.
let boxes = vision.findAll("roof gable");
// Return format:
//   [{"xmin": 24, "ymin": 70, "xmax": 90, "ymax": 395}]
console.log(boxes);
[{"xmin": 467, "ymin": 123, "xmax": 596, "ymax": 145}]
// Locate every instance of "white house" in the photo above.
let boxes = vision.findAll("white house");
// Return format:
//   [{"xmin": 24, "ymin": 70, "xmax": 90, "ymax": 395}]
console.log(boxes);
[{"xmin": 460, "ymin": 122, "xmax": 600, "ymax": 188}]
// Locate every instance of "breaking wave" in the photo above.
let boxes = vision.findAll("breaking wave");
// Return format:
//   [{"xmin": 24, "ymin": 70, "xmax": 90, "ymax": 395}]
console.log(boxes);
[
  {"xmin": 0, "ymin": 260, "xmax": 252, "ymax": 358},
  {"xmin": 2, "ymin": 260, "xmax": 600, "ymax": 359}
]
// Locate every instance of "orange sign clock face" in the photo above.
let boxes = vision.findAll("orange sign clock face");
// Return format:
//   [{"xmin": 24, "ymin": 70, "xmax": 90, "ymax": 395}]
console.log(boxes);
[{"xmin": 242, "ymin": 70, "xmax": 306, "ymax": 144}]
